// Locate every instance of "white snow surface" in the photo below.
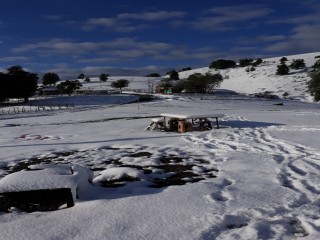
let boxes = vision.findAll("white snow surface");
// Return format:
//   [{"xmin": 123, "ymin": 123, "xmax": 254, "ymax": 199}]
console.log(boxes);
[
  {"xmin": 0, "ymin": 91, "xmax": 320, "ymax": 240},
  {"xmin": 1, "ymin": 52, "xmax": 320, "ymax": 239},
  {"xmin": 93, "ymin": 167, "xmax": 143, "ymax": 184}
]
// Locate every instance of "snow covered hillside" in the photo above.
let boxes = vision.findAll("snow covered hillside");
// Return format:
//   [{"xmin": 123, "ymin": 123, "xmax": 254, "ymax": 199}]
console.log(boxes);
[
  {"xmin": 178, "ymin": 52, "xmax": 320, "ymax": 102},
  {"xmin": 52, "ymin": 52, "xmax": 320, "ymax": 103}
]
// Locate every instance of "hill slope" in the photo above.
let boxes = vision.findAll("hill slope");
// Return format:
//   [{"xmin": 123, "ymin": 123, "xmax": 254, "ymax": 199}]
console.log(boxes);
[{"xmin": 178, "ymin": 52, "xmax": 320, "ymax": 102}]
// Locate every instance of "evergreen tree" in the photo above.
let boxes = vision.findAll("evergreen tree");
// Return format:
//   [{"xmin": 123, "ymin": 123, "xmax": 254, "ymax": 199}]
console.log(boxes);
[
  {"xmin": 178, "ymin": 67, "xmax": 192, "ymax": 72},
  {"xmin": 42, "ymin": 72, "xmax": 60, "ymax": 86},
  {"xmin": 7, "ymin": 65, "xmax": 25, "ymax": 75},
  {"xmin": 169, "ymin": 70, "xmax": 179, "ymax": 80},
  {"xmin": 252, "ymin": 58, "xmax": 263, "ymax": 67},
  {"xmin": 181, "ymin": 73, "xmax": 223, "ymax": 93},
  {"xmin": 77, "ymin": 73, "xmax": 85, "ymax": 79},
  {"xmin": 289, "ymin": 59, "xmax": 306, "ymax": 69},
  {"xmin": 145, "ymin": 73, "xmax": 161, "ymax": 77},
  {"xmin": 307, "ymin": 70, "xmax": 320, "ymax": 101},
  {"xmin": 280, "ymin": 57, "xmax": 288, "ymax": 64},
  {"xmin": 209, "ymin": 59, "xmax": 236, "ymax": 69},
  {"xmin": 239, "ymin": 59, "xmax": 253, "ymax": 67},
  {"xmin": 111, "ymin": 79, "xmax": 129, "ymax": 91},
  {"xmin": 57, "ymin": 80, "xmax": 82, "ymax": 96},
  {"xmin": 0, "ymin": 65, "xmax": 38, "ymax": 102},
  {"xmin": 99, "ymin": 73, "xmax": 109, "ymax": 82},
  {"xmin": 311, "ymin": 60, "xmax": 320, "ymax": 70},
  {"xmin": 276, "ymin": 63, "xmax": 289, "ymax": 75}
]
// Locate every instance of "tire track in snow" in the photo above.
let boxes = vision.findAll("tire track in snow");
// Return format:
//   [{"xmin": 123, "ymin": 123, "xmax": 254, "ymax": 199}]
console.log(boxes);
[
  {"xmin": 183, "ymin": 126, "xmax": 320, "ymax": 209},
  {"xmin": 184, "ymin": 125, "xmax": 320, "ymax": 238}
]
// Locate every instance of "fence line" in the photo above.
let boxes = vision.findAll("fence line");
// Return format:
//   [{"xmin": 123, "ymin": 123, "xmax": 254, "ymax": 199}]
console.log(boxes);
[
  {"xmin": 173, "ymin": 93, "xmax": 255, "ymax": 101},
  {"xmin": 0, "ymin": 104, "xmax": 75, "ymax": 115}
]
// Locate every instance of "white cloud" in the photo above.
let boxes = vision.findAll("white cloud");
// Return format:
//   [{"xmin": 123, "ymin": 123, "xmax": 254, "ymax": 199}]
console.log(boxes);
[
  {"xmin": 12, "ymin": 38, "xmax": 175, "ymax": 60},
  {"xmin": 268, "ymin": 2, "xmax": 320, "ymax": 25},
  {"xmin": 85, "ymin": 18, "xmax": 116, "ymax": 29},
  {"xmin": 12, "ymin": 38, "xmax": 138, "ymax": 55},
  {"xmin": 83, "ymin": 17, "xmax": 149, "ymax": 32},
  {"xmin": 0, "ymin": 56, "xmax": 29, "ymax": 62},
  {"xmin": 256, "ymin": 35, "xmax": 287, "ymax": 42},
  {"xmin": 193, "ymin": 4, "xmax": 273, "ymax": 31},
  {"xmin": 10, "ymin": 38, "xmax": 187, "ymax": 67},
  {"xmin": 230, "ymin": 46, "xmax": 259, "ymax": 52},
  {"xmin": 78, "ymin": 57, "xmax": 121, "ymax": 64},
  {"xmin": 84, "ymin": 10, "xmax": 187, "ymax": 32},
  {"xmin": 207, "ymin": 4, "xmax": 273, "ymax": 20},
  {"xmin": 43, "ymin": 15, "xmax": 63, "ymax": 21},
  {"xmin": 117, "ymin": 11, "xmax": 187, "ymax": 21},
  {"xmin": 265, "ymin": 24, "xmax": 320, "ymax": 53},
  {"xmin": 269, "ymin": 15, "xmax": 320, "ymax": 25}
]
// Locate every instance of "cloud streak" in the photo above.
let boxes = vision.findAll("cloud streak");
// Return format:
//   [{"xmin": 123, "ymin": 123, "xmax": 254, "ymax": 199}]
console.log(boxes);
[
  {"xmin": 192, "ymin": 4, "xmax": 273, "ymax": 31},
  {"xmin": 265, "ymin": 24, "xmax": 320, "ymax": 53},
  {"xmin": 83, "ymin": 10, "xmax": 187, "ymax": 32},
  {"xmin": 0, "ymin": 56, "xmax": 29, "ymax": 62}
]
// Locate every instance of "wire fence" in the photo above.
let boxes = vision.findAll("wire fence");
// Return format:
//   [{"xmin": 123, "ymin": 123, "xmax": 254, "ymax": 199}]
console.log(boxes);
[
  {"xmin": 0, "ymin": 104, "xmax": 75, "ymax": 115},
  {"xmin": 174, "ymin": 93, "xmax": 255, "ymax": 101}
]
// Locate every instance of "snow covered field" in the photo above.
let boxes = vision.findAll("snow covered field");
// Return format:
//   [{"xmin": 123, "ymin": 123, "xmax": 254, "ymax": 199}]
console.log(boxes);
[{"xmin": 1, "ymin": 93, "xmax": 320, "ymax": 239}]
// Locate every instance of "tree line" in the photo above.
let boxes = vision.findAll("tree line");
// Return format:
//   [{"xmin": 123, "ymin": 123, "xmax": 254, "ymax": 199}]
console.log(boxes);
[
  {"xmin": 0, "ymin": 66, "xmax": 38, "ymax": 102},
  {"xmin": 157, "ymin": 72, "xmax": 223, "ymax": 93},
  {"xmin": 2, "ymin": 56, "xmax": 320, "ymax": 102},
  {"xmin": 0, "ymin": 65, "xmax": 133, "ymax": 102}
]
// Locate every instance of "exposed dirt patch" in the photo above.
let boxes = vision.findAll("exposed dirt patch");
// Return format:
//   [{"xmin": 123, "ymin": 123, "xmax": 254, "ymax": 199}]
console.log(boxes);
[
  {"xmin": 129, "ymin": 152, "xmax": 152, "ymax": 158},
  {"xmin": 156, "ymin": 164, "xmax": 193, "ymax": 173},
  {"xmin": 160, "ymin": 155, "xmax": 184, "ymax": 164},
  {"xmin": 99, "ymin": 175, "xmax": 140, "ymax": 188},
  {"xmin": 2, "ymin": 151, "xmax": 77, "ymax": 173},
  {"xmin": 151, "ymin": 172, "xmax": 204, "ymax": 188},
  {"xmin": 1, "ymin": 147, "xmax": 219, "ymax": 189}
]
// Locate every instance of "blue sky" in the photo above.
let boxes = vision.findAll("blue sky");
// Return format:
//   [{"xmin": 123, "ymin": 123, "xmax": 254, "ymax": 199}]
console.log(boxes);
[{"xmin": 0, "ymin": 0, "xmax": 319, "ymax": 78}]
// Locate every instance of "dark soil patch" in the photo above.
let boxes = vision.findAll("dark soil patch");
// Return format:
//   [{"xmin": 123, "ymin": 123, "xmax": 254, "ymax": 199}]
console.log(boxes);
[
  {"xmin": 1, "ymin": 150, "xmax": 77, "ymax": 173},
  {"xmin": 226, "ymin": 223, "xmax": 248, "ymax": 229},
  {"xmin": 1, "ymin": 149, "xmax": 219, "ymax": 192},
  {"xmin": 98, "ymin": 175, "xmax": 140, "ymax": 188},
  {"xmin": 160, "ymin": 155, "xmax": 184, "ymax": 164},
  {"xmin": 129, "ymin": 151, "xmax": 152, "ymax": 158},
  {"xmin": 90, "ymin": 167, "xmax": 106, "ymax": 171},
  {"xmin": 157, "ymin": 164, "xmax": 193, "ymax": 173},
  {"xmin": 143, "ymin": 169, "xmax": 153, "ymax": 174},
  {"xmin": 3, "ymin": 157, "xmax": 54, "ymax": 173},
  {"xmin": 121, "ymin": 164, "xmax": 144, "ymax": 170},
  {"xmin": 151, "ymin": 171, "xmax": 204, "ymax": 188},
  {"xmin": 193, "ymin": 158, "xmax": 210, "ymax": 164},
  {"xmin": 104, "ymin": 158, "xmax": 122, "ymax": 164},
  {"xmin": 54, "ymin": 150, "xmax": 79, "ymax": 157}
]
